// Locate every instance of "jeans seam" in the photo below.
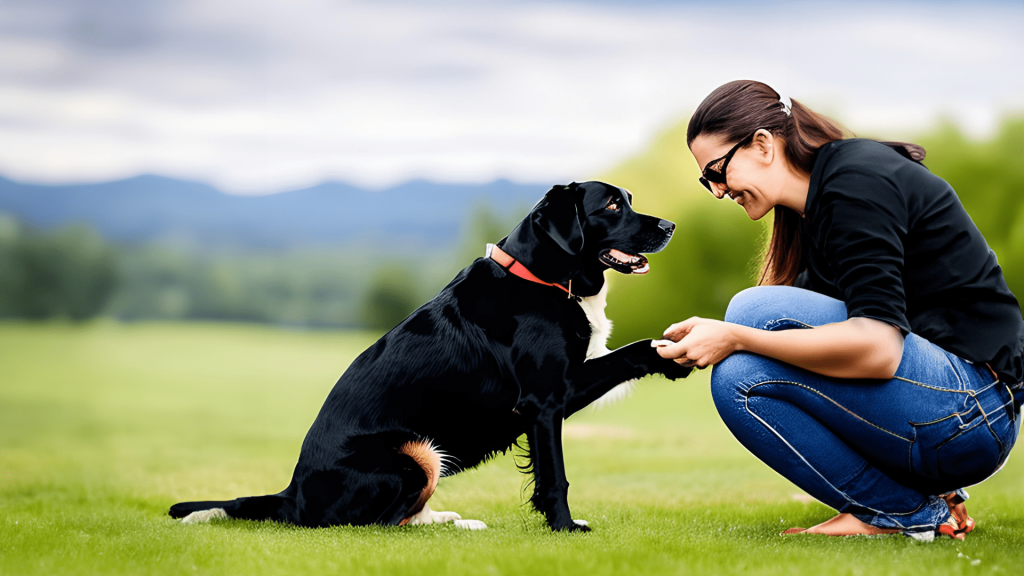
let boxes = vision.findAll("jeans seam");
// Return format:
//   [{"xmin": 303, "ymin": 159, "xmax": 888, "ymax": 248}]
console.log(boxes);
[
  {"xmin": 746, "ymin": 380, "xmax": 911, "ymax": 442},
  {"xmin": 894, "ymin": 375, "xmax": 972, "ymax": 394},
  {"xmin": 909, "ymin": 408, "xmax": 973, "ymax": 427},
  {"xmin": 741, "ymin": 386, "xmax": 932, "ymax": 530}
]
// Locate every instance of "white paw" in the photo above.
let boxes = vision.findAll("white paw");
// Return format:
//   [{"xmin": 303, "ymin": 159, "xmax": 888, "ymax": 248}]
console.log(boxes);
[
  {"xmin": 453, "ymin": 519, "xmax": 488, "ymax": 530},
  {"xmin": 181, "ymin": 508, "xmax": 228, "ymax": 524},
  {"xmin": 407, "ymin": 505, "xmax": 463, "ymax": 525},
  {"xmin": 428, "ymin": 510, "xmax": 463, "ymax": 523},
  {"xmin": 406, "ymin": 505, "xmax": 486, "ymax": 529},
  {"xmin": 573, "ymin": 519, "xmax": 589, "ymax": 527}
]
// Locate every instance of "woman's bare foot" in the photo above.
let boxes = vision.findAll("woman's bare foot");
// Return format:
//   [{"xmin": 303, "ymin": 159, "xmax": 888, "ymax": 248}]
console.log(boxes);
[{"xmin": 783, "ymin": 513, "xmax": 900, "ymax": 536}]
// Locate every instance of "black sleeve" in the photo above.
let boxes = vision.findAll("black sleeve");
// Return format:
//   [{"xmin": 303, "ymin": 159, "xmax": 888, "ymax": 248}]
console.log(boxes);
[{"xmin": 812, "ymin": 167, "xmax": 912, "ymax": 335}]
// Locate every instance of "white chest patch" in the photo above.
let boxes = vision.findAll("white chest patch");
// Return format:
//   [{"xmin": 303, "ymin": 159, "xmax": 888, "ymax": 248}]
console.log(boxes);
[{"xmin": 576, "ymin": 282, "xmax": 637, "ymax": 409}]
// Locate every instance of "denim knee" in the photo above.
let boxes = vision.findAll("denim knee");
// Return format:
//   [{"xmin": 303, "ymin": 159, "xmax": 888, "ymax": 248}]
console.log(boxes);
[
  {"xmin": 724, "ymin": 285, "xmax": 847, "ymax": 330},
  {"xmin": 724, "ymin": 286, "xmax": 792, "ymax": 327}
]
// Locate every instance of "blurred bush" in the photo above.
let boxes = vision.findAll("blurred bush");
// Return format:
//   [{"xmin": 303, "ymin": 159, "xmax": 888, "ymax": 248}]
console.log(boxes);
[
  {"xmin": 359, "ymin": 261, "xmax": 422, "ymax": 331},
  {"xmin": 0, "ymin": 215, "xmax": 118, "ymax": 320}
]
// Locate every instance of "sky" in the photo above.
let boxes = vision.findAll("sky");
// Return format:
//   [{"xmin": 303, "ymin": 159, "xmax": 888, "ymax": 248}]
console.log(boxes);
[{"xmin": 0, "ymin": 0, "xmax": 1021, "ymax": 193}]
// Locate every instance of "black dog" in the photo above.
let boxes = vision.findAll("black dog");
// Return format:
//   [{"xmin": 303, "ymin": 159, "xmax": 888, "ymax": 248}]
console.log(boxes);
[{"xmin": 170, "ymin": 181, "xmax": 690, "ymax": 532}]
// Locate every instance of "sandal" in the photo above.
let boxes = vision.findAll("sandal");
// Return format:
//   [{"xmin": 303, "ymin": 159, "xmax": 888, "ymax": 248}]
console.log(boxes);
[{"xmin": 937, "ymin": 492, "xmax": 975, "ymax": 540}]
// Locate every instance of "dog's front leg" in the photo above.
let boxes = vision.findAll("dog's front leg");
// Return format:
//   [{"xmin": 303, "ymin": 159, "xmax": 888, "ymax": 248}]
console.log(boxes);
[
  {"xmin": 565, "ymin": 340, "xmax": 691, "ymax": 417},
  {"xmin": 525, "ymin": 408, "xmax": 590, "ymax": 532}
]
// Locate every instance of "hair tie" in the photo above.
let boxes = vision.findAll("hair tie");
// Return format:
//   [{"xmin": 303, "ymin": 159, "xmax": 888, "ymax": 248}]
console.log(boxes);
[
  {"xmin": 779, "ymin": 94, "xmax": 792, "ymax": 116},
  {"xmin": 766, "ymin": 83, "xmax": 792, "ymax": 116}
]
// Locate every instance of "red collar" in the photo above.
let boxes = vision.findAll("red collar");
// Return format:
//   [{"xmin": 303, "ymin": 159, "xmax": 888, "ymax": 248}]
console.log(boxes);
[{"xmin": 487, "ymin": 244, "xmax": 573, "ymax": 298}]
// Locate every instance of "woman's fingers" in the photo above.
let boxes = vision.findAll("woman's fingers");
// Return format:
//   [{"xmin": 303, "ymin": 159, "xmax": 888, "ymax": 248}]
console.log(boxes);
[
  {"xmin": 663, "ymin": 317, "xmax": 705, "ymax": 341},
  {"xmin": 656, "ymin": 338, "xmax": 688, "ymax": 360}
]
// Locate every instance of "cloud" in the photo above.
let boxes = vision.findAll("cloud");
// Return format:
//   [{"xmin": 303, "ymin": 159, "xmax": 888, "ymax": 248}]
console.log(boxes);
[{"xmin": 0, "ymin": 0, "xmax": 1021, "ymax": 192}]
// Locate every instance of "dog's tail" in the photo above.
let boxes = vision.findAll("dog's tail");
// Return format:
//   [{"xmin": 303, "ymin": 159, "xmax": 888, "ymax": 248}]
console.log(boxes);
[{"xmin": 169, "ymin": 493, "xmax": 295, "ymax": 523}]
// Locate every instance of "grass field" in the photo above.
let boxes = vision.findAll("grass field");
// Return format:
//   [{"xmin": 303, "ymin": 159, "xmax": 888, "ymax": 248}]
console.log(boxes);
[{"xmin": 1, "ymin": 321, "xmax": 1022, "ymax": 575}]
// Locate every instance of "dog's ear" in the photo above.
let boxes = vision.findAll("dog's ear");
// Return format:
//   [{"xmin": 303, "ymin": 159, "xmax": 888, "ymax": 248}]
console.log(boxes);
[{"xmin": 531, "ymin": 184, "xmax": 585, "ymax": 256}]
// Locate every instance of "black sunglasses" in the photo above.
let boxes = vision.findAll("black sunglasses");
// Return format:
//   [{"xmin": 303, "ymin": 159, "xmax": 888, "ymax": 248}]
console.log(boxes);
[{"xmin": 698, "ymin": 129, "xmax": 761, "ymax": 194}]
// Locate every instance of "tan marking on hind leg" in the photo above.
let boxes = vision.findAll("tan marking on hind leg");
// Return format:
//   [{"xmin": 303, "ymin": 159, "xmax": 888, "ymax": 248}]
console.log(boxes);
[
  {"xmin": 181, "ymin": 508, "xmax": 228, "ymax": 524},
  {"xmin": 397, "ymin": 440, "xmax": 486, "ymax": 530},
  {"xmin": 396, "ymin": 439, "xmax": 442, "ymax": 525}
]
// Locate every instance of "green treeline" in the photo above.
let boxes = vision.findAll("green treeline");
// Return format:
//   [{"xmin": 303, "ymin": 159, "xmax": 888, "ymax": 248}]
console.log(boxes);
[
  {"xmin": 0, "ymin": 118, "xmax": 1020, "ymax": 335},
  {"xmin": 0, "ymin": 203, "xmax": 522, "ymax": 329}
]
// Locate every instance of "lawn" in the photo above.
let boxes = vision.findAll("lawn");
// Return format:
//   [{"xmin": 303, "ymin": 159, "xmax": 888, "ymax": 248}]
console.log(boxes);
[{"xmin": 1, "ymin": 321, "xmax": 1021, "ymax": 575}]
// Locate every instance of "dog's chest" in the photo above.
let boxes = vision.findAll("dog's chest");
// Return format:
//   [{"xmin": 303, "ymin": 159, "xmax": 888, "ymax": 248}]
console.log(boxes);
[
  {"xmin": 575, "ymin": 282, "xmax": 637, "ymax": 408},
  {"xmin": 576, "ymin": 283, "xmax": 612, "ymax": 360}
]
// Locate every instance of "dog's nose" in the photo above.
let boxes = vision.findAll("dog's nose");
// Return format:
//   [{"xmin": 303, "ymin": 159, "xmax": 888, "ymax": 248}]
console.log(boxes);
[{"xmin": 658, "ymin": 220, "xmax": 675, "ymax": 234}]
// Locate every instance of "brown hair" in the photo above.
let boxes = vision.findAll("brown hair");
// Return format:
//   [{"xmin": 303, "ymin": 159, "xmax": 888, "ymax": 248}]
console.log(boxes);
[{"xmin": 686, "ymin": 80, "xmax": 848, "ymax": 286}]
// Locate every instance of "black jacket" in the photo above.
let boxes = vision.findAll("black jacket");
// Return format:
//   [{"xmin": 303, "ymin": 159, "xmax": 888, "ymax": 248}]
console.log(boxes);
[{"xmin": 796, "ymin": 139, "xmax": 1024, "ymax": 386}]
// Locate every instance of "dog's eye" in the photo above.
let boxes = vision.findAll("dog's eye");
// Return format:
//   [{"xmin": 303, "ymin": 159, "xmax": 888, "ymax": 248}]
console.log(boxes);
[{"xmin": 607, "ymin": 201, "xmax": 619, "ymax": 212}]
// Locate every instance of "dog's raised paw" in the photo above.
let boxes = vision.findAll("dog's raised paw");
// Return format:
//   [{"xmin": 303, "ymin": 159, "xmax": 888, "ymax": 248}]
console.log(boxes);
[
  {"xmin": 181, "ymin": 508, "xmax": 228, "ymax": 524},
  {"xmin": 453, "ymin": 519, "xmax": 488, "ymax": 530}
]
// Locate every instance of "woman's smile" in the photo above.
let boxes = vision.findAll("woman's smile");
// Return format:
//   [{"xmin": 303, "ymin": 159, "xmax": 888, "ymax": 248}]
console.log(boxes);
[{"xmin": 727, "ymin": 190, "xmax": 746, "ymax": 206}]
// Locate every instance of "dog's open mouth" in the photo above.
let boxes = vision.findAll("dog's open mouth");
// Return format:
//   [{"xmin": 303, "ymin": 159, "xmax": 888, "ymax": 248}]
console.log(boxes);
[{"xmin": 600, "ymin": 249, "xmax": 649, "ymax": 275}]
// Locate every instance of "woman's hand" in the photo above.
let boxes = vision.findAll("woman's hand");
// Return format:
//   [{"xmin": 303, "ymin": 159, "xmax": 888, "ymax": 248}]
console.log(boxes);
[
  {"xmin": 657, "ymin": 315, "xmax": 904, "ymax": 379},
  {"xmin": 657, "ymin": 317, "xmax": 741, "ymax": 369}
]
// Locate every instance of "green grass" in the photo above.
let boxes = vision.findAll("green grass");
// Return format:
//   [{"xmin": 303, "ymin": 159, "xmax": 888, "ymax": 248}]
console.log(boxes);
[{"xmin": 1, "ymin": 321, "xmax": 1022, "ymax": 575}]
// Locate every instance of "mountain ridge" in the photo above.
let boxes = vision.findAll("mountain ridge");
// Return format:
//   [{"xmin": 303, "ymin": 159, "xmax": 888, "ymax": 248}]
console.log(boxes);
[{"xmin": 0, "ymin": 175, "xmax": 548, "ymax": 251}]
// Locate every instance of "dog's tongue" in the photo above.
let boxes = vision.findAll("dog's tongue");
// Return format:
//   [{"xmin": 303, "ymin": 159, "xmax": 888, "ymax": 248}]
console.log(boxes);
[
  {"xmin": 608, "ymin": 249, "xmax": 650, "ymax": 274},
  {"xmin": 608, "ymin": 249, "xmax": 633, "ymax": 262}
]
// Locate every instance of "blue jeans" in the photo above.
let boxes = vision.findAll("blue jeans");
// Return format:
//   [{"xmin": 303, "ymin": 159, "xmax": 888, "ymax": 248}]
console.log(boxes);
[{"xmin": 711, "ymin": 286, "xmax": 1021, "ymax": 531}]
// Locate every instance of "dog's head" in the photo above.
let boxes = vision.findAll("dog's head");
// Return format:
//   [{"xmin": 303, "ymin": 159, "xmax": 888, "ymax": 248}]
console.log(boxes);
[{"xmin": 498, "ymin": 181, "xmax": 675, "ymax": 297}]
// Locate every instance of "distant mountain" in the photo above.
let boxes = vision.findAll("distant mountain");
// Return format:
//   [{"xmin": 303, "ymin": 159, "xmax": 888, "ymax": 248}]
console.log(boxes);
[{"xmin": 0, "ymin": 175, "xmax": 548, "ymax": 251}]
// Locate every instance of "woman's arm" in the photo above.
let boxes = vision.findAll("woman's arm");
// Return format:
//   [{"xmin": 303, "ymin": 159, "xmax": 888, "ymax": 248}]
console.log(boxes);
[{"xmin": 658, "ymin": 316, "xmax": 904, "ymax": 380}]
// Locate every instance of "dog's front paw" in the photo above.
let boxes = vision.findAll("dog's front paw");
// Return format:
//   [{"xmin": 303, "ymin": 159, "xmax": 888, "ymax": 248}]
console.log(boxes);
[
  {"xmin": 549, "ymin": 518, "xmax": 592, "ymax": 532},
  {"xmin": 656, "ymin": 356, "xmax": 694, "ymax": 381},
  {"xmin": 638, "ymin": 340, "xmax": 693, "ymax": 380}
]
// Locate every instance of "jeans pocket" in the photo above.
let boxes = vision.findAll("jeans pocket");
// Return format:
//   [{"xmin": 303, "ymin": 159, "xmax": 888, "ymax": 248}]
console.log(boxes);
[{"xmin": 911, "ymin": 416, "xmax": 1004, "ymax": 490}]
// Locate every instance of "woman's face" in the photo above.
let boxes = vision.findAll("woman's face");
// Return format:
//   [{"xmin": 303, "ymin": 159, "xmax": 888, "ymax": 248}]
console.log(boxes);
[{"xmin": 689, "ymin": 132, "xmax": 778, "ymax": 221}]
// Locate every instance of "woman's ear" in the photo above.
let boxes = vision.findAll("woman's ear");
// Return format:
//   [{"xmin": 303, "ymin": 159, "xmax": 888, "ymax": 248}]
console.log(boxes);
[{"xmin": 751, "ymin": 129, "xmax": 775, "ymax": 165}]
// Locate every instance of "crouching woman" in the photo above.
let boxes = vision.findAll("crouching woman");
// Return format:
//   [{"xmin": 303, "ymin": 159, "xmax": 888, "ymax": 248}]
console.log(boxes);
[{"xmin": 658, "ymin": 80, "xmax": 1024, "ymax": 540}]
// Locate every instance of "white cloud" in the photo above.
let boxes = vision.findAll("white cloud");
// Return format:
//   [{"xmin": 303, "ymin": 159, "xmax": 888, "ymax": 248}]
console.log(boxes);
[{"xmin": 0, "ymin": 0, "xmax": 1021, "ymax": 192}]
